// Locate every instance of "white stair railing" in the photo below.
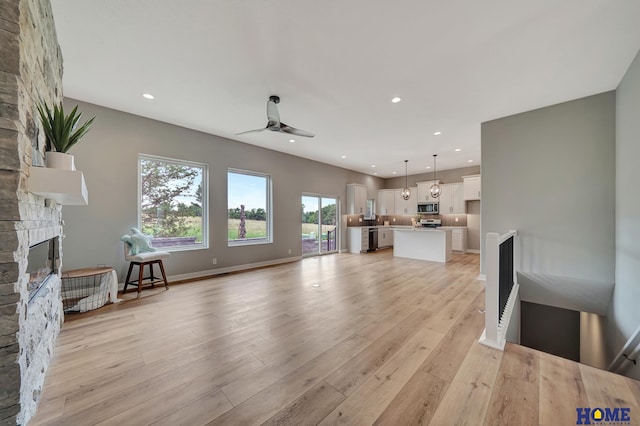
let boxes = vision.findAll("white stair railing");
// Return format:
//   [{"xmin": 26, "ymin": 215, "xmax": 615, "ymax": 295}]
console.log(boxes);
[{"xmin": 479, "ymin": 230, "xmax": 518, "ymax": 350}]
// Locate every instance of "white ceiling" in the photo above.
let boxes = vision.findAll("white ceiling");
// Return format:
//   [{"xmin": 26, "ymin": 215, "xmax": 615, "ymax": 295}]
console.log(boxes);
[{"xmin": 50, "ymin": 0, "xmax": 640, "ymax": 178}]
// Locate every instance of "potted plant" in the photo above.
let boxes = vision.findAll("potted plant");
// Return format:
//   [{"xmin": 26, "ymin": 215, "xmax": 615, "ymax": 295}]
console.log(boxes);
[{"xmin": 36, "ymin": 101, "xmax": 95, "ymax": 170}]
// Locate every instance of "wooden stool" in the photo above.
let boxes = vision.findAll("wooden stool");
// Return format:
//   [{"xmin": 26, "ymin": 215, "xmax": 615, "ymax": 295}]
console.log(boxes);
[{"xmin": 122, "ymin": 243, "xmax": 170, "ymax": 298}]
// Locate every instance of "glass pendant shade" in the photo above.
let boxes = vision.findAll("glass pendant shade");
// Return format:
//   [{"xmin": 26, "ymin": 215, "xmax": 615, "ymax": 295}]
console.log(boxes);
[
  {"xmin": 401, "ymin": 187, "xmax": 411, "ymax": 200},
  {"xmin": 402, "ymin": 160, "xmax": 411, "ymax": 200},
  {"xmin": 430, "ymin": 154, "xmax": 441, "ymax": 198},
  {"xmin": 430, "ymin": 183, "xmax": 441, "ymax": 198}
]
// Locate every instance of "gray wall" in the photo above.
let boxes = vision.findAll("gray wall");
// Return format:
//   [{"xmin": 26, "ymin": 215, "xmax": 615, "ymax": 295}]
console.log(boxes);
[
  {"xmin": 466, "ymin": 200, "xmax": 481, "ymax": 251},
  {"xmin": 612, "ymin": 49, "xmax": 640, "ymax": 379},
  {"xmin": 384, "ymin": 165, "xmax": 480, "ymax": 189},
  {"xmin": 521, "ymin": 301, "xmax": 580, "ymax": 362},
  {"xmin": 61, "ymin": 99, "xmax": 384, "ymax": 280},
  {"xmin": 481, "ymin": 92, "xmax": 615, "ymax": 284},
  {"xmin": 581, "ymin": 312, "xmax": 608, "ymax": 369}
]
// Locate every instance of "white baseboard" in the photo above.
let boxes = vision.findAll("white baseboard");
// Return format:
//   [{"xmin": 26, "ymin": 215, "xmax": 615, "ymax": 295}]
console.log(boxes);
[
  {"xmin": 466, "ymin": 249, "xmax": 480, "ymax": 254},
  {"xmin": 168, "ymin": 256, "xmax": 303, "ymax": 282},
  {"xmin": 118, "ymin": 256, "xmax": 303, "ymax": 287},
  {"xmin": 477, "ymin": 274, "xmax": 486, "ymax": 281}
]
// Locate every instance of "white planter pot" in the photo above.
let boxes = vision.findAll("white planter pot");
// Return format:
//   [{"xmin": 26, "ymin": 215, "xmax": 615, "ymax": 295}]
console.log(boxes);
[{"xmin": 45, "ymin": 152, "xmax": 75, "ymax": 170}]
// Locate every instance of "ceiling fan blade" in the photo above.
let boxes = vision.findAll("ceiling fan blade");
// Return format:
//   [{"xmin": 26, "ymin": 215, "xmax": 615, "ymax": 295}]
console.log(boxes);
[
  {"xmin": 280, "ymin": 123, "xmax": 315, "ymax": 138},
  {"xmin": 267, "ymin": 99, "xmax": 280, "ymax": 124},
  {"xmin": 235, "ymin": 126, "xmax": 268, "ymax": 135}
]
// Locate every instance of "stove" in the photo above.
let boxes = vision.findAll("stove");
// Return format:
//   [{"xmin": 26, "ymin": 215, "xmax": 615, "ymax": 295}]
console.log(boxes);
[{"xmin": 420, "ymin": 218, "xmax": 442, "ymax": 228}]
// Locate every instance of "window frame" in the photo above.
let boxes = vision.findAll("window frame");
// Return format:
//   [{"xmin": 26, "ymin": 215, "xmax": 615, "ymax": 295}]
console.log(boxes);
[
  {"xmin": 227, "ymin": 168, "xmax": 273, "ymax": 247},
  {"xmin": 137, "ymin": 153, "xmax": 209, "ymax": 252}
]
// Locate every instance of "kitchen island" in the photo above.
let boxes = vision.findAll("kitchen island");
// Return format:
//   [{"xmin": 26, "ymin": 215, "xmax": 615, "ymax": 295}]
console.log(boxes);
[{"xmin": 393, "ymin": 228, "xmax": 452, "ymax": 262}]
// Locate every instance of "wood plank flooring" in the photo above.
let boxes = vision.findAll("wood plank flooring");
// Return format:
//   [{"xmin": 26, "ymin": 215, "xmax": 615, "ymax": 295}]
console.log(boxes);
[{"xmin": 30, "ymin": 251, "xmax": 639, "ymax": 425}]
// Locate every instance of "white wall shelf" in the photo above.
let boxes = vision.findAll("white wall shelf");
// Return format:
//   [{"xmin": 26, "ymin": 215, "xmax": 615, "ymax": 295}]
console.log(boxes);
[{"xmin": 28, "ymin": 167, "xmax": 88, "ymax": 205}]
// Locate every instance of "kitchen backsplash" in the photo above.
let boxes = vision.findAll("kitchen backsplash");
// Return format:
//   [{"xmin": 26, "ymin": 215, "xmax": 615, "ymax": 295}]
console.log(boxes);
[{"xmin": 346, "ymin": 214, "xmax": 467, "ymax": 227}]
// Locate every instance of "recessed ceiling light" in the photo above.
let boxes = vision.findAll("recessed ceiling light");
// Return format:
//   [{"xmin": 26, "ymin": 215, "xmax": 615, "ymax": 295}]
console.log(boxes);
[
  {"xmin": 142, "ymin": 93, "xmax": 154, "ymax": 100},
  {"xmin": 455, "ymin": 148, "xmax": 462, "ymax": 152},
  {"xmin": 426, "ymin": 166, "xmax": 431, "ymax": 169},
  {"xmin": 391, "ymin": 97, "xmax": 401, "ymax": 103},
  {"xmin": 433, "ymin": 131, "xmax": 441, "ymax": 136},
  {"xmin": 392, "ymin": 171, "xmax": 397, "ymax": 175},
  {"xmin": 468, "ymin": 159, "xmax": 474, "ymax": 163},
  {"xmin": 373, "ymin": 172, "xmax": 378, "ymax": 175},
  {"xmin": 341, "ymin": 155, "xmax": 346, "ymax": 159},
  {"xmin": 312, "ymin": 284, "xmax": 320, "ymax": 288},
  {"xmin": 371, "ymin": 165, "xmax": 376, "ymax": 168},
  {"xmin": 289, "ymin": 139, "xmax": 295, "ymax": 143}
]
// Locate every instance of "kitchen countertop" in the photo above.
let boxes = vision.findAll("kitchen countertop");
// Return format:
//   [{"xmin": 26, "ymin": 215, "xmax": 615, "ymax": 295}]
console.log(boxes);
[
  {"xmin": 348, "ymin": 225, "xmax": 466, "ymax": 228},
  {"xmin": 348, "ymin": 225, "xmax": 411, "ymax": 228},
  {"xmin": 393, "ymin": 227, "xmax": 451, "ymax": 232},
  {"xmin": 393, "ymin": 227, "xmax": 452, "ymax": 262}
]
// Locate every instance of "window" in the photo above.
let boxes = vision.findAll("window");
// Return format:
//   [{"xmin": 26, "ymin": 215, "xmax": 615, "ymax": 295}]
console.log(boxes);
[
  {"xmin": 138, "ymin": 154, "xmax": 208, "ymax": 251},
  {"xmin": 227, "ymin": 169, "xmax": 272, "ymax": 245}
]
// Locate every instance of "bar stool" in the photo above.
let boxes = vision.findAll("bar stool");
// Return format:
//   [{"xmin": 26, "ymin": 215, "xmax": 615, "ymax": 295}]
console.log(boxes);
[{"xmin": 122, "ymin": 243, "xmax": 170, "ymax": 298}]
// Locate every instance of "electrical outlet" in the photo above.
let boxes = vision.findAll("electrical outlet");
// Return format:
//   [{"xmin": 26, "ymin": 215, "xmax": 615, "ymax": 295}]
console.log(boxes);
[
  {"xmin": 212, "ymin": 258, "xmax": 217, "ymax": 265},
  {"xmin": 288, "ymin": 249, "xmax": 292, "ymax": 254}
]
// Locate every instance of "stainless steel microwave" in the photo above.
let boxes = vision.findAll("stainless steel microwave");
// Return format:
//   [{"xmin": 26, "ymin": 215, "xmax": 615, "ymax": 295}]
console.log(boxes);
[{"xmin": 417, "ymin": 202, "xmax": 439, "ymax": 214}]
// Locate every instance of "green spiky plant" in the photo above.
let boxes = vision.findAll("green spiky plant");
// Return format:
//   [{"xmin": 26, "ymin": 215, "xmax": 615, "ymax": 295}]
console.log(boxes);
[{"xmin": 36, "ymin": 101, "xmax": 95, "ymax": 153}]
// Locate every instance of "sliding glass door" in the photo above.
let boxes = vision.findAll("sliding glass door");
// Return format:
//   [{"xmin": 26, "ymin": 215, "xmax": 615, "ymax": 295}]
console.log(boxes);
[{"xmin": 301, "ymin": 195, "xmax": 338, "ymax": 256}]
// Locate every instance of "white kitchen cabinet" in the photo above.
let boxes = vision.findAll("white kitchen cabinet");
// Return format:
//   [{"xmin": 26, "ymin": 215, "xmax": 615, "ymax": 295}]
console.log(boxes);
[
  {"xmin": 406, "ymin": 187, "xmax": 417, "ymax": 215},
  {"xmin": 463, "ymin": 175, "xmax": 481, "ymax": 200},
  {"xmin": 377, "ymin": 189, "xmax": 395, "ymax": 215},
  {"xmin": 347, "ymin": 184, "xmax": 367, "ymax": 215},
  {"xmin": 378, "ymin": 227, "xmax": 393, "ymax": 248},
  {"xmin": 439, "ymin": 182, "xmax": 466, "ymax": 214},
  {"xmin": 393, "ymin": 187, "xmax": 417, "ymax": 215},
  {"xmin": 417, "ymin": 181, "xmax": 441, "ymax": 202},
  {"xmin": 441, "ymin": 227, "xmax": 467, "ymax": 252},
  {"xmin": 348, "ymin": 227, "xmax": 368, "ymax": 253}
]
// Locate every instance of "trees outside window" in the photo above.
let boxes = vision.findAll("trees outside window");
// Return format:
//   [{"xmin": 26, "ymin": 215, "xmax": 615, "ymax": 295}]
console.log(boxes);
[
  {"xmin": 139, "ymin": 155, "xmax": 207, "ymax": 250},
  {"xmin": 228, "ymin": 170, "xmax": 272, "ymax": 245}
]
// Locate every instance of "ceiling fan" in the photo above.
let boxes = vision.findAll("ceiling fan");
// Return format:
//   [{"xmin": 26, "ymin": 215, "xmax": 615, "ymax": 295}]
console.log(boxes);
[{"xmin": 236, "ymin": 95, "xmax": 315, "ymax": 138}]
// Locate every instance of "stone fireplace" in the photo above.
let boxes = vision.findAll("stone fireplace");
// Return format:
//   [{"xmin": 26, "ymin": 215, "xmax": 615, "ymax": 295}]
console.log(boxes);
[
  {"xmin": 0, "ymin": 0, "xmax": 65, "ymax": 424},
  {"xmin": 27, "ymin": 238, "xmax": 59, "ymax": 302}
]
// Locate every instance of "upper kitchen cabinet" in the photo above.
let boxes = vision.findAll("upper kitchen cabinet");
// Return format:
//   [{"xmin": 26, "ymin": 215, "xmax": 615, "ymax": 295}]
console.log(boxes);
[
  {"xmin": 394, "ymin": 187, "xmax": 417, "ymax": 215},
  {"xmin": 417, "ymin": 181, "xmax": 441, "ymax": 203},
  {"xmin": 347, "ymin": 183, "xmax": 367, "ymax": 215},
  {"xmin": 463, "ymin": 175, "xmax": 481, "ymax": 200},
  {"xmin": 439, "ymin": 182, "xmax": 466, "ymax": 214},
  {"xmin": 377, "ymin": 189, "xmax": 395, "ymax": 215}
]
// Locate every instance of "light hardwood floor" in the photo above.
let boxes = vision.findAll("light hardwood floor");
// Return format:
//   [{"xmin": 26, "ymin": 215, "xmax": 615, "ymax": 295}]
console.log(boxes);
[{"xmin": 31, "ymin": 251, "xmax": 640, "ymax": 425}]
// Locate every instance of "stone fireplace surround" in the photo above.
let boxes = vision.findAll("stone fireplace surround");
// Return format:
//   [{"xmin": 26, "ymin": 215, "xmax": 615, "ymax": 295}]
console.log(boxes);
[{"xmin": 0, "ymin": 0, "xmax": 65, "ymax": 424}]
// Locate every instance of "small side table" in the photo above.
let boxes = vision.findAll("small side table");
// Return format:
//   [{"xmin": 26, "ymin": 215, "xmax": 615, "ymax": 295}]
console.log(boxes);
[{"xmin": 61, "ymin": 267, "xmax": 118, "ymax": 313}]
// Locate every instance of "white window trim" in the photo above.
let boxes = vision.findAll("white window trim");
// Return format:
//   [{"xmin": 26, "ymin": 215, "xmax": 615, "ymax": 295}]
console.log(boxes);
[
  {"xmin": 138, "ymin": 153, "xmax": 209, "ymax": 252},
  {"xmin": 227, "ymin": 168, "xmax": 273, "ymax": 247}
]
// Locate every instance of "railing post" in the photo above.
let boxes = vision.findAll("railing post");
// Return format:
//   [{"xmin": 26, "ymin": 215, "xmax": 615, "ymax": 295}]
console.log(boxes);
[{"xmin": 481, "ymin": 232, "xmax": 500, "ymax": 348}]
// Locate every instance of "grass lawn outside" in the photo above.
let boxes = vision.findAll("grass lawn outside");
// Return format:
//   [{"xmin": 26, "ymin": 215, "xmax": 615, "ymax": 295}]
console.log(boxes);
[
  {"xmin": 144, "ymin": 216, "xmax": 337, "ymax": 243},
  {"xmin": 143, "ymin": 216, "xmax": 204, "ymax": 243},
  {"xmin": 301, "ymin": 223, "xmax": 336, "ymax": 239},
  {"xmin": 228, "ymin": 218, "xmax": 267, "ymax": 240}
]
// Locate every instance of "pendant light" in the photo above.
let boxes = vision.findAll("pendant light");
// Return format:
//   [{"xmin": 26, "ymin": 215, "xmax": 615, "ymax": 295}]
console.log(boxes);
[
  {"xmin": 430, "ymin": 154, "xmax": 441, "ymax": 198},
  {"xmin": 401, "ymin": 160, "xmax": 411, "ymax": 200}
]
